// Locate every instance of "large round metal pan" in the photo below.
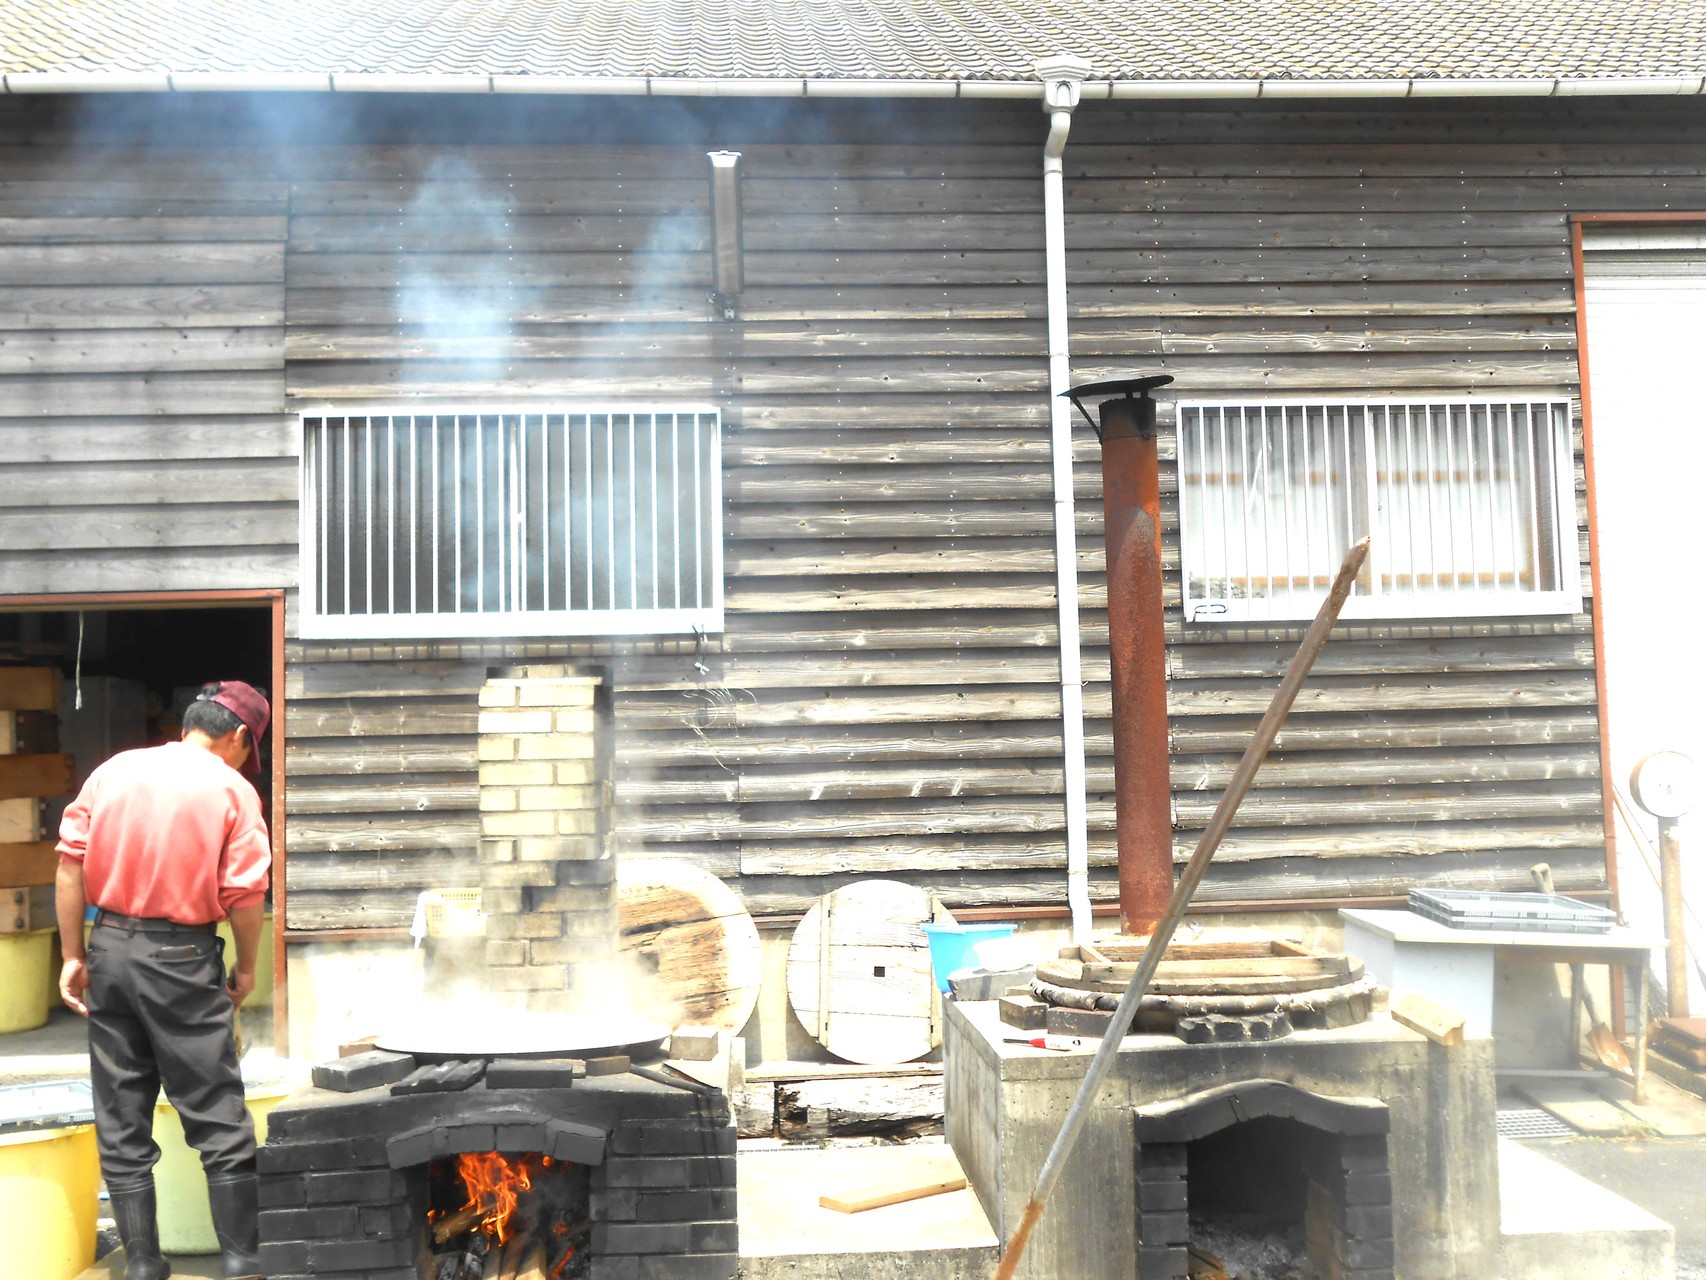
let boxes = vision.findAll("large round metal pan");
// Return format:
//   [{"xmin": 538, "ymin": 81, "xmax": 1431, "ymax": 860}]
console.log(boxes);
[{"xmin": 376, "ymin": 1010, "xmax": 670, "ymax": 1065}]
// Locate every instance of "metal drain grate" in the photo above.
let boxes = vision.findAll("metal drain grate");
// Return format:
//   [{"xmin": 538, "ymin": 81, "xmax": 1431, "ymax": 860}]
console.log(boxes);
[{"xmin": 1496, "ymin": 1107, "xmax": 1574, "ymax": 1139}]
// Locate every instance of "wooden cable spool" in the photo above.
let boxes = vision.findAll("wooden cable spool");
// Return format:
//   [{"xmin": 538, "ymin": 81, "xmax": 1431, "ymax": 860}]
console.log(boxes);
[
  {"xmin": 786, "ymin": 879, "xmax": 938, "ymax": 1065},
  {"xmin": 616, "ymin": 859, "xmax": 762, "ymax": 1036}
]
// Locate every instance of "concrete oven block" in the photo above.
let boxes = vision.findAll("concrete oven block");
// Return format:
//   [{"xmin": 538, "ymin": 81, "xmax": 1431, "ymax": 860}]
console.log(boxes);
[
  {"xmin": 669, "ymin": 1026, "xmax": 721, "ymax": 1061},
  {"xmin": 944, "ymin": 999, "xmax": 1501, "ymax": 1280},
  {"xmin": 309, "ymin": 1051, "xmax": 416, "ymax": 1095},
  {"xmin": 485, "ymin": 1057, "xmax": 586, "ymax": 1089},
  {"xmin": 547, "ymin": 1118, "xmax": 608, "ymax": 1164}
]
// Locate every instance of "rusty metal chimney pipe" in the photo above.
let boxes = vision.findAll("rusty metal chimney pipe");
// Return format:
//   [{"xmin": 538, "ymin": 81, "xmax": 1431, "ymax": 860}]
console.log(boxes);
[{"xmin": 1095, "ymin": 390, "xmax": 1174, "ymax": 936}]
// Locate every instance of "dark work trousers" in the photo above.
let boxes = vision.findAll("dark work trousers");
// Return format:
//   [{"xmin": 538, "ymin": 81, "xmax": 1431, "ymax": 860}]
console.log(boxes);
[{"xmin": 84, "ymin": 917, "xmax": 256, "ymax": 1184}]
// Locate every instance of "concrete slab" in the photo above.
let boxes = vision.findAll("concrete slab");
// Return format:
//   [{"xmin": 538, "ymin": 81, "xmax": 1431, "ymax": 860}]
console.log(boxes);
[
  {"xmin": 737, "ymin": 1138, "xmax": 997, "ymax": 1280},
  {"xmin": 0, "ymin": 1007, "xmax": 92, "ymax": 1086},
  {"xmin": 1605, "ymin": 1072, "xmax": 1706, "ymax": 1137},
  {"xmin": 1515, "ymin": 1078, "xmax": 1650, "ymax": 1137},
  {"xmin": 77, "ymin": 1249, "xmax": 224, "ymax": 1279},
  {"xmin": 1499, "ymin": 1137, "xmax": 1675, "ymax": 1280}
]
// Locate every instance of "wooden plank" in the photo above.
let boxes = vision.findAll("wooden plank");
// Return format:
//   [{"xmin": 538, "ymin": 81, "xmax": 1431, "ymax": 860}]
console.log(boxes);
[
  {"xmin": 283, "ymin": 775, "xmax": 477, "ymax": 815},
  {"xmin": 281, "ymin": 849, "xmax": 477, "ymax": 892},
  {"xmin": 0, "ymin": 799, "xmax": 40, "ymax": 843},
  {"xmin": 0, "ymin": 840, "xmax": 59, "ymax": 888},
  {"xmin": 0, "ymin": 416, "xmax": 295, "ymax": 464},
  {"xmin": 0, "ymin": 284, "xmax": 283, "ymax": 331},
  {"xmin": 284, "ymin": 320, "xmax": 1046, "ymax": 364},
  {"xmin": 0, "ymin": 459, "xmax": 296, "ymax": 506},
  {"xmin": 0, "ymin": 547, "xmax": 296, "ymax": 597},
  {"xmin": 0, "ymin": 327, "xmax": 283, "ymax": 375},
  {"xmin": 286, "ymin": 285, "xmax": 714, "ymax": 328},
  {"xmin": 1391, "ymin": 993, "xmax": 1467, "ymax": 1046},
  {"xmin": 0, "ymin": 372, "xmax": 285, "ymax": 418},
  {"xmin": 0, "ymin": 504, "xmax": 296, "ymax": 552},
  {"xmin": 0, "ymin": 242, "xmax": 285, "ymax": 286},
  {"xmin": 0, "ymin": 216, "xmax": 287, "ymax": 244},
  {"xmin": 0, "ymin": 884, "xmax": 53, "ymax": 933},
  {"xmin": 820, "ymin": 1161, "xmax": 966, "ymax": 1213},
  {"xmin": 287, "ymin": 213, "xmax": 709, "ymax": 253},
  {"xmin": 282, "ymin": 737, "xmax": 477, "ymax": 775},
  {"xmin": 0, "ymin": 754, "xmax": 73, "ymax": 801},
  {"xmin": 0, "ymin": 668, "xmax": 58, "ymax": 712}
]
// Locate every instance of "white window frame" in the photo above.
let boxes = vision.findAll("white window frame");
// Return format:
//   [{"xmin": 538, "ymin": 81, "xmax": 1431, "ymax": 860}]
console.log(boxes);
[
  {"xmin": 1177, "ymin": 397, "xmax": 1581, "ymax": 624},
  {"xmin": 298, "ymin": 405, "xmax": 724, "ymax": 640}
]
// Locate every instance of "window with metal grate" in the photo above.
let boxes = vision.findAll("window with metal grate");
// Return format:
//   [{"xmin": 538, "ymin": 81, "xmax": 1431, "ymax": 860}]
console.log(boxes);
[
  {"xmin": 300, "ymin": 408, "xmax": 723, "ymax": 639},
  {"xmin": 1177, "ymin": 399, "xmax": 1580, "ymax": 624}
]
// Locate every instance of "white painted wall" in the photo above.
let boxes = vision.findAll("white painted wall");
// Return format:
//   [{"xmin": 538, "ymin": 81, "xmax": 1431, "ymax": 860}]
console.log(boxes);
[{"xmin": 1582, "ymin": 245, "xmax": 1706, "ymax": 1016}]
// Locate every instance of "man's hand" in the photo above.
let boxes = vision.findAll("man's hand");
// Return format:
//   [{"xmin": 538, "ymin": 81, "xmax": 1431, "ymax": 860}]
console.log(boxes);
[
  {"xmin": 226, "ymin": 966, "xmax": 256, "ymax": 1007},
  {"xmin": 60, "ymin": 958, "xmax": 89, "ymax": 1017}
]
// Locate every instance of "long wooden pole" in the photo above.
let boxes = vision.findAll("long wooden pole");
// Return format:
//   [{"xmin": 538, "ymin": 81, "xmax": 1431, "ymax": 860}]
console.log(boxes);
[{"xmin": 991, "ymin": 536, "xmax": 1370, "ymax": 1280}]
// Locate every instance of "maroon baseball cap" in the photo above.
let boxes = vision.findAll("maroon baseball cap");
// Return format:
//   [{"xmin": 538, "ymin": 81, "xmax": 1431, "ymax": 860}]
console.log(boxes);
[{"xmin": 200, "ymin": 680, "xmax": 270, "ymax": 775}]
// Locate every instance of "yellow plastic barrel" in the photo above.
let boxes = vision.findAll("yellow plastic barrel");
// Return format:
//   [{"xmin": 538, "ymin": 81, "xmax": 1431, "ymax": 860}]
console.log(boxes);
[
  {"xmin": 0, "ymin": 928, "xmax": 55, "ymax": 1033},
  {"xmin": 0, "ymin": 1124, "xmax": 99, "ymax": 1280},
  {"xmin": 152, "ymin": 1083, "xmax": 290, "ymax": 1253}
]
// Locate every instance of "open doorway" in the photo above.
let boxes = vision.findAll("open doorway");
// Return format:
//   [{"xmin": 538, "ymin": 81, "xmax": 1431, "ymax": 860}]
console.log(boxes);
[{"xmin": 0, "ymin": 592, "xmax": 284, "ymax": 1041}]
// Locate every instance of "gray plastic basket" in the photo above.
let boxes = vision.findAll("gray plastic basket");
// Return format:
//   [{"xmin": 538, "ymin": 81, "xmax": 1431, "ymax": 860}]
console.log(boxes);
[
  {"xmin": 1408, "ymin": 888, "xmax": 1615, "ymax": 934},
  {"xmin": 0, "ymin": 1079, "xmax": 95, "ymax": 1135}
]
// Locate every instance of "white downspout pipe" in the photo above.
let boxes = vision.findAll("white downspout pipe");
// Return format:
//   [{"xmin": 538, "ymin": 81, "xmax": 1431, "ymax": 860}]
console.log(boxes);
[{"xmin": 1036, "ymin": 56, "xmax": 1095, "ymax": 945}]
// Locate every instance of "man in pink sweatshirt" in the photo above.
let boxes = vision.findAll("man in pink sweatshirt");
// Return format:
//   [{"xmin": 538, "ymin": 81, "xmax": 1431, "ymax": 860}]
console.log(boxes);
[{"xmin": 56, "ymin": 680, "xmax": 272, "ymax": 1280}]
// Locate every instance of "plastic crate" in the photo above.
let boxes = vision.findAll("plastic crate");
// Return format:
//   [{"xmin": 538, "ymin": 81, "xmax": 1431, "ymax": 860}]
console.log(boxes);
[
  {"xmin": 419, "ymin": 888, "xmax": 485, "ymax": 938},
  {"xmin": 0, "ymin": 1080, "xmax": 94, "ymax": 1136},
  {"xmin": 1407, "ymin": 888, "xmax": 1615, "ymax": 934}
]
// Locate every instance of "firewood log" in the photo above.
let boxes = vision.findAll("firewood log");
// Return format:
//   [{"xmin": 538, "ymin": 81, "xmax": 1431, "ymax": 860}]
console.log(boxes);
[
  {"xmin": 495, "ymin": 1233, "xmax": 527, "ymax": 1280},
  {"xmin": 516, "ymin": 1242, "xmax": 549, "ymax": 1280},
  {"xmin": 433, "ymin": 1202, "xmax": 488, "ymax": 1245}
]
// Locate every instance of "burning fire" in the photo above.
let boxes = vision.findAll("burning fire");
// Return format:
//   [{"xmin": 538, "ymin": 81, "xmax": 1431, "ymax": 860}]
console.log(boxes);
[
  {"xmin": 427, "ymin": 1150, "xmax": 586, "ymax": 1277},
  {"xmin": 428, "ymin": 1152, "xmax": 556, "ymax": 1245},
  {"xmin": 459, "ymin": 1151, "xmax": 532, "ymax": 1242}
]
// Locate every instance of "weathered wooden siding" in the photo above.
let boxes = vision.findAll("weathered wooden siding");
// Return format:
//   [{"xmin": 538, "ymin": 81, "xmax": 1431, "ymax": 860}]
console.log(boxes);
[
  {"xmin": 277, "ymin": 102, "xmax": 1075, "ymax": 928},
  {"xmin": 0, "ymin": 120, "xmax": 294, "ymax": 594},
  {"xmin": 19, "ymin": 95, "xmax": 1706, "ymax": 928},
  {"xmin": 273, "ymin": 97, "xmax": 1656, "ymax": 929}
]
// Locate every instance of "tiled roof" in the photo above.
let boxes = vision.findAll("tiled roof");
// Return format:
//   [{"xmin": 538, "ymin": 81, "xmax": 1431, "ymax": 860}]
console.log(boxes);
[{"xmin": 2, "ymin": 0, "xmax": 1705, "ymax": 85}]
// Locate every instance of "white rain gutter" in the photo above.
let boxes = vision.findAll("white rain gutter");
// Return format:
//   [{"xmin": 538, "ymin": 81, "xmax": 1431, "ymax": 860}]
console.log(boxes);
[
  {"xmin": 1034, "ymin": 57, "xmax": 1096, "ymax": 946},
  {"xmin": 5, "ymin": 72, "xmax": 1706, "ymax": 97}
]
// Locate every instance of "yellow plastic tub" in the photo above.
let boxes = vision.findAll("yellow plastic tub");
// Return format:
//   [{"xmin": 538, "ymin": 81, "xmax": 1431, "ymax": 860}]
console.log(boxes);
[
  {"xmin": 0, "ymin": 928, "xmax": 55, "ymax": 1033},
  {"xmin": 153, "ymin": 1082, "xmax": 291, "ymax": 1254},
  {"xmin": 0, "ymin": 1124, "xmax": 99, "ymax": 1280}
]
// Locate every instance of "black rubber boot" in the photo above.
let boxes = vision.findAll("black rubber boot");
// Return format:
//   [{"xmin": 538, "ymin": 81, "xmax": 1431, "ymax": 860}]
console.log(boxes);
[
  {"xmin": 107, "ymin": 1177, "xmax": 172, "ymax": 1280},
  {"xmin": 205, "ymin": 1170, "xmax": 264, "ymax": 1280}
]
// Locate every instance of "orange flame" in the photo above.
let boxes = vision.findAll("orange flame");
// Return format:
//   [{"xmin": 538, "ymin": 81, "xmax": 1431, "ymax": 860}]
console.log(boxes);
[{"xmin": 455, "ymin": 1151, "xmax": 534, "ymax": 1244}]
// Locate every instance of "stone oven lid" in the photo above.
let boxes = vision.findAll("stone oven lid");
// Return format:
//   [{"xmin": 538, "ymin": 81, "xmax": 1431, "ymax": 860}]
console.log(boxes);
[{"xmin": 374, "ymin": 1010, "xmax": 671, "ymax": 1064}]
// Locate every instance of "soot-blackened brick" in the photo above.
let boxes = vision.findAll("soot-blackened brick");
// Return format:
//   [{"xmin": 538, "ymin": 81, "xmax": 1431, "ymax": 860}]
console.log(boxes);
[
  {"xmin": 306, "ymin": 1236, "xmax": 417, "ymax": 1271},
  {"xmin": 1137, "ymin": 1244, "xmax": 1189, "ymax": 1280},
  {"xmin": 310, "ymin": 1051, "xmax": 416, "ymax": 1094},
  {"xmin": 1137, "ymin": 1179, "xmax": 1188, "ymax": 1212},
  {"xmin": 304, "ymin": 1167, "xmax": 403, "ymax": 1205},
  {"xmin": 547, "ymin": 1118, "xmax": 608, "ymax": 1164},
  {"xmin": 688, "ymin": 1220, "xmax": 738, "ymax": 1252},
  {"xmin": 256, "ymin": 1204, "xmax": 359, "ymax": 1241},
  {"xmin": 1136, "ymin": 1211, "xmax": 1188, "ymax": 1247},
  {"xmin": 636, "ymin": 1253, "xmax": 739, "ymax": 1279},
  {"xmin": 257, "ymin": 1240, "xmax": 312, "ymax": 1273},
  {"xmin": 612, "ymin": 1121, "xmax": 735, "ymax": 1157},
  {"xmin": 595, "ymin": 1222, "xmax": 691, "ymax": 1254},
  {"xmin": 257, "ymin": 1175, "xmax": 306, "ymax": 1209}
]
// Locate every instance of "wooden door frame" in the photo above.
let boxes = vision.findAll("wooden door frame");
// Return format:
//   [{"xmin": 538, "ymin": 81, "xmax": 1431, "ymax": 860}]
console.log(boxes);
[{"xmin": 0, "ymin": 588, "xmax": 289, "ymax": 1050}]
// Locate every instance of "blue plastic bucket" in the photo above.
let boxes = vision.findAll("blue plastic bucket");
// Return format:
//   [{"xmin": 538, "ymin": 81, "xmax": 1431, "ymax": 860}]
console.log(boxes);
[{"xmin": 920, "ymin": 922, "xmax": 1017, "ymax": 993}]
